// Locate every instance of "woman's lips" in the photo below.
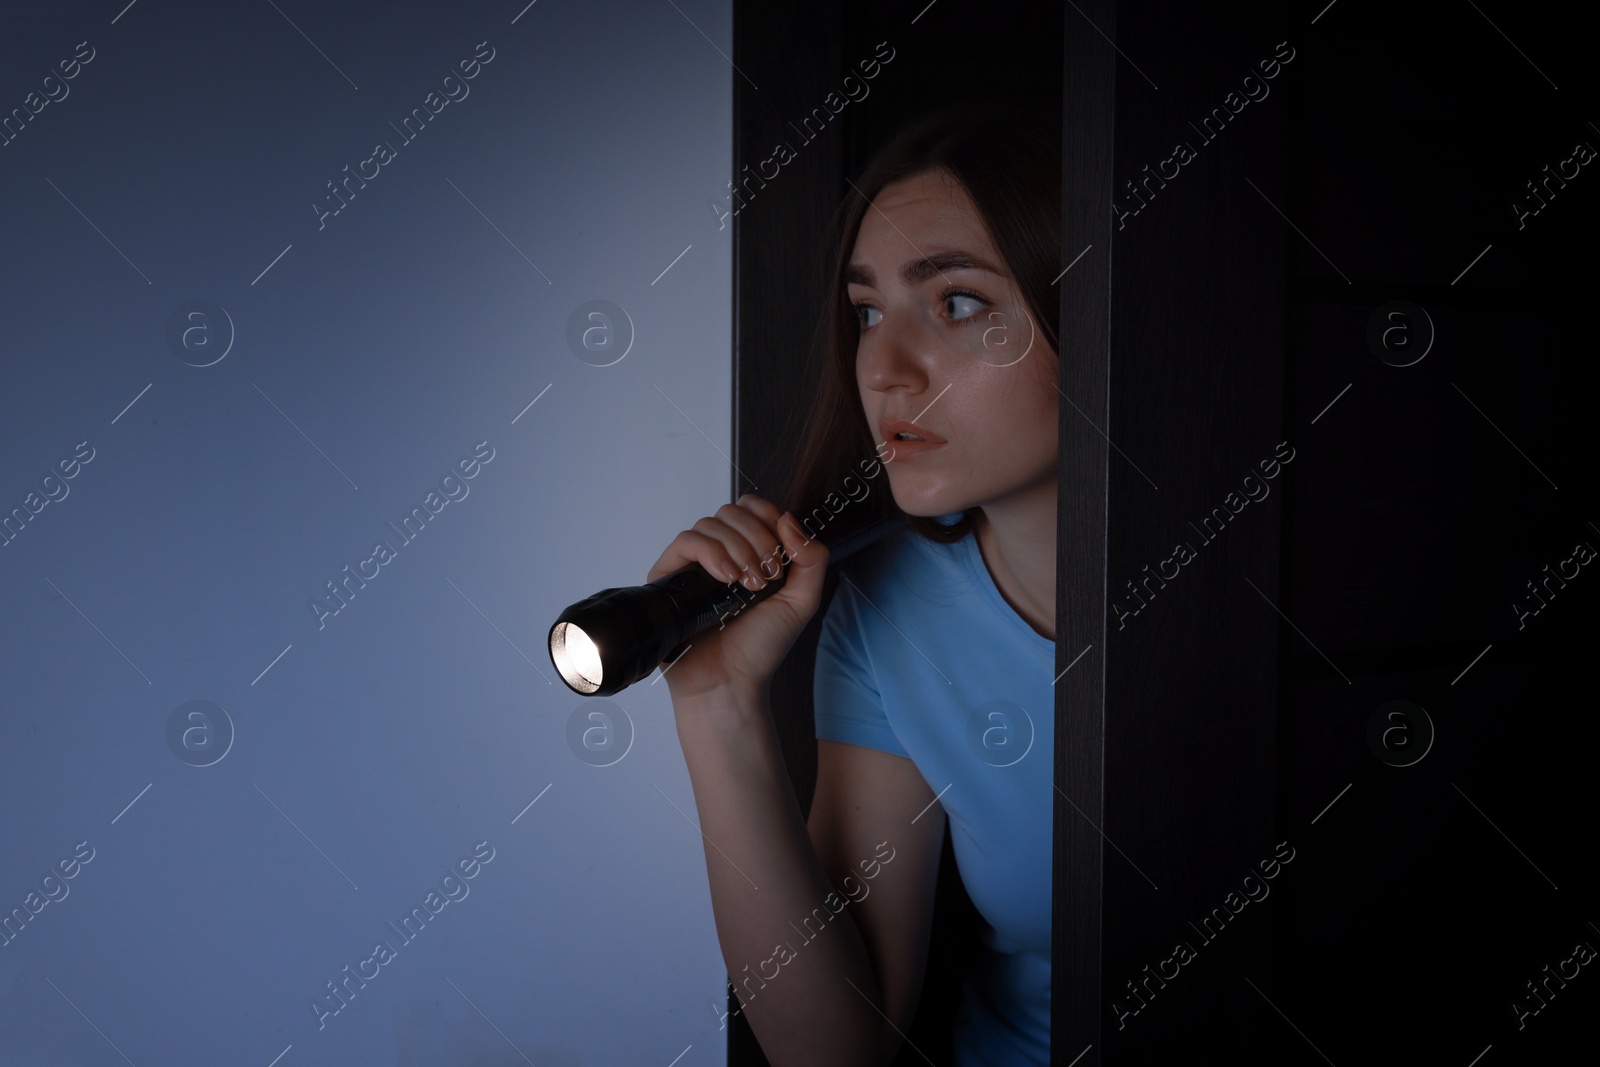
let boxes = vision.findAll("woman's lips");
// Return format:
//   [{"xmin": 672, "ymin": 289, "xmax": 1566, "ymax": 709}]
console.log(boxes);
[{"xmin": 884, "ymin": 437, "xmax": 946, "ymax": 461}]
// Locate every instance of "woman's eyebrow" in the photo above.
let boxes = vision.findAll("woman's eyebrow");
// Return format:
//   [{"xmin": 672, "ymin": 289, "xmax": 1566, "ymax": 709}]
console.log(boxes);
[{"xmin": 844, "ymin": 250, "xmax": 1003, "ymax": 287}]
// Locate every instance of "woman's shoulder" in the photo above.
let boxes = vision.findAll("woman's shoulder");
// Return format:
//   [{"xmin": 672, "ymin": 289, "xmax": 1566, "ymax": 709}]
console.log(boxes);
[{"xmin": 830, "ymin": 518, "xmax": 970, "ymax": 613}]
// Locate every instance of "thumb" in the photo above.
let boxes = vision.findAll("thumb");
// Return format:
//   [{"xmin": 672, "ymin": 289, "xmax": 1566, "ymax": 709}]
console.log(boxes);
[{"xmin": 775, "ymin": 510, "xmax": 829, "ymax": 601}]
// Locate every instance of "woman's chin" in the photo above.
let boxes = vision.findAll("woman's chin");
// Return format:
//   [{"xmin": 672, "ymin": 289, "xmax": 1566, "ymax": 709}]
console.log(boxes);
[{"xmin": 889, "ymin": 487, "xmax": 968, "ymax": 520}]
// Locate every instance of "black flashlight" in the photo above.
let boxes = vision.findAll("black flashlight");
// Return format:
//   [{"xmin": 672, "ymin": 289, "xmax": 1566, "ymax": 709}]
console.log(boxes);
[{"xmin": 549, "ymin": 503, "xmax": 905, "ymax": 697}]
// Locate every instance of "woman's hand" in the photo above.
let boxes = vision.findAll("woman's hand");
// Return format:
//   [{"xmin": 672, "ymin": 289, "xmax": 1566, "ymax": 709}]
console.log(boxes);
[{"xmin": 646, "ymin": 494, "xmax": 829, "ymax": 703}]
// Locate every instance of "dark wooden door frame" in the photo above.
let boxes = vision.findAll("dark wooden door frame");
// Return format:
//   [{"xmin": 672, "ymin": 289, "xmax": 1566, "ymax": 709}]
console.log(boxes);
[
  {"xmin": 1063, "ymin": 1, "xmax": 1291, "ymax": 1060},
  {"xmin": 1056, "ymin": 0, "xmax": 1115, "ymax": 1058}
]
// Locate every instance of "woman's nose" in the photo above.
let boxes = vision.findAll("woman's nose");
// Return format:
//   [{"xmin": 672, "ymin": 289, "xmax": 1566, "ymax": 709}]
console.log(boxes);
[{"xmin": 858, "ymin": 312, "xmax": 928, "ymax": 392}]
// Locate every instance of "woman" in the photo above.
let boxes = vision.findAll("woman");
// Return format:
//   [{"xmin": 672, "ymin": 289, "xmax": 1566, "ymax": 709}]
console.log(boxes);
[{"xmin": 649, "ymin": 104, "xmax": 1060, "ymax": 1066}]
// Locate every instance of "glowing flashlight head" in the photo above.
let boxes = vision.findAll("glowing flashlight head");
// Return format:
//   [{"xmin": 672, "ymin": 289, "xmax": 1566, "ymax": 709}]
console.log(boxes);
[
  {"xmin": 550, "ymin": 621, "xmax": 603, "ymax": 694},
  {"xmin": 549, "ymin": 579, "xmax": 692, "ymax": 697}
]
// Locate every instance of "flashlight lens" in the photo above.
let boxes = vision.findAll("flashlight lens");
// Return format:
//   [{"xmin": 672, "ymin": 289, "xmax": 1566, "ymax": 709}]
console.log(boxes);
[{"xmin": 552, "ymin": 622, "xmax": 604, "ymax": 694}]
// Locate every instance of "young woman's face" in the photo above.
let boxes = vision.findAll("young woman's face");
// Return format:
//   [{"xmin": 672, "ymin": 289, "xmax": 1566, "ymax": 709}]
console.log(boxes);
[{"xmin": 847, "ymin": 168, "xmax": 1059, "ymax": 519}]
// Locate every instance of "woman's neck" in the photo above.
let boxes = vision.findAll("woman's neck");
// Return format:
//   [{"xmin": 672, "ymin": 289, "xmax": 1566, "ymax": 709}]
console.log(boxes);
[{"xmin": 972, "ymin": 487, "xmax": 1058, "ymax": 643}]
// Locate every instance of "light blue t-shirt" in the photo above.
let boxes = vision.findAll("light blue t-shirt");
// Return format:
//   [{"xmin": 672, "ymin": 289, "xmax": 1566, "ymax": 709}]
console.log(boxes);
[{"xmin": 812, "ymin": 516, "xmax": 1054, "ymax": 1066}]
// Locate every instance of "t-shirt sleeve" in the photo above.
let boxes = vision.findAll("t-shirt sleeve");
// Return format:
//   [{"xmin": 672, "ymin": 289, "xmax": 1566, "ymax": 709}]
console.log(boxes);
[{"xmin": 812, "ymin": 579, "xmax": 911, "ymax": 759}]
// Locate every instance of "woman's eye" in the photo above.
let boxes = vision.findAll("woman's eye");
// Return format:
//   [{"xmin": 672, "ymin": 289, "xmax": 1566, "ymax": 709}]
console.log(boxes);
[
  {"xmin": 946, "ymin": 293, "xmax": 984, "ymax": 321},
  {"xmin": 852, "ymin": 292, "xmax": 985, "ymax": 330}
]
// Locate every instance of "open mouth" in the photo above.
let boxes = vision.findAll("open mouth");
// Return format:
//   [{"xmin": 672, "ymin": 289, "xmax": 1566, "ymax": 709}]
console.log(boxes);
[{"xmin": 884, "ymin": 437, "xmax": 945, "ymax": 461}]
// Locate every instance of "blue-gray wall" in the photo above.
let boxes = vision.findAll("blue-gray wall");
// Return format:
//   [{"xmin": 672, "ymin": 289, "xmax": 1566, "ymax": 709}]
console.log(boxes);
[{"xmin": 1, "ymin": 2, "xmax": 732, "ymax": 1063}]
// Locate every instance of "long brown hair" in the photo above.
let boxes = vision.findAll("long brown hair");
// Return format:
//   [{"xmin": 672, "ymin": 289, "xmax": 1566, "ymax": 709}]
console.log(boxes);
[{"xmin": 776, "ymin": 103, "xmax": 1062, "ymax": 546}]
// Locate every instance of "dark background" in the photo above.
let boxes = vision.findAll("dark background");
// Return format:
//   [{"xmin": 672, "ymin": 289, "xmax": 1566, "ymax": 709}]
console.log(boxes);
[{"xmin": 734, "ymin": 1, "xmax": 1596, "ymax": 1064}]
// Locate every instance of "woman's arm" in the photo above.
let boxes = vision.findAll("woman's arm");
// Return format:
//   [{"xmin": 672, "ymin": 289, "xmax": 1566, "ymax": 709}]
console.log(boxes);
[
  {"xmin": 809, "ymin": 738, "xmax": 947, "ymax": 1064},
  {"xmin": 673, "ymin": 687, "xmax": 945, "ymax": 1066}
]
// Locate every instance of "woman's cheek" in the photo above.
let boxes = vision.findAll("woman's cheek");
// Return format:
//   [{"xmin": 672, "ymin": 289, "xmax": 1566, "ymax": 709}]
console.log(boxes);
[{"xmin": 967, "ymin": 307, "xmax": 1031, "ymax": 364}]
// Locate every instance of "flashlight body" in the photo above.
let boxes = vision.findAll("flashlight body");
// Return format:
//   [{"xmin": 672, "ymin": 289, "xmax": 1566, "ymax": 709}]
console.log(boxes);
[
  {"xmin": 550, "ymin": 509, "xmax": 906, "ymax": 697},
  {"xmin": 658, "ymin": 562, "xmax": 787, "ymax": 666}
]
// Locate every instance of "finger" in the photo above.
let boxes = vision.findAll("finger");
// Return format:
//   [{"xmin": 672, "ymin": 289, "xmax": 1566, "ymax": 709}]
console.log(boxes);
[
  {"xmin": 716, "ymin": 502, "xmax": 784, "ymax": 579},
  {"xmin": 736, "ymin": 493, "xmax": 783, "ymax": 526},
  {"xmin": 645, "ymin": 545, "xmax": 682, "ymax": 584},
  {"xmin": 649, "ymin": 529, "xmax": 742, "ymax": 585},
  {"xmin": 690, "ymin": 517, "xmax": 774, "ymax": 588},
  {"xmin": 776, "ymin": 509, "xmax": 828, "ymax": 574}
]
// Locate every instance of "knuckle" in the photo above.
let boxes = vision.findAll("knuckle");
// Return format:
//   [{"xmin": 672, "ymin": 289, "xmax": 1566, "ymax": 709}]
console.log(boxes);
[{"xmin": 739, "ymin": 493, "xmax": 776, "ymax": 519}]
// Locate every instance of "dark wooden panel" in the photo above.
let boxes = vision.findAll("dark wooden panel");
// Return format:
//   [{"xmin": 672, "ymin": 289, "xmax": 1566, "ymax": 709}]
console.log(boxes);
[
  {"xmin": 729, "ymin": 3, "xmax": 841, "ymax": 1060},
  {"xmin": 1092, "ymin": 1, "xmax": 1291, "ymax": 1061},
  {"xmin": 1056, "ymin": 0, "xmax": 1118, "ymax": 1060}
]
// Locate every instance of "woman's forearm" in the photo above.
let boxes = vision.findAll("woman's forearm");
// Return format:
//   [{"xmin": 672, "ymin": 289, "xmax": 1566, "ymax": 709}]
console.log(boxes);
[{"xmin": 673, "ymin": 683, "xmax": 888, "ymax": 1066}]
